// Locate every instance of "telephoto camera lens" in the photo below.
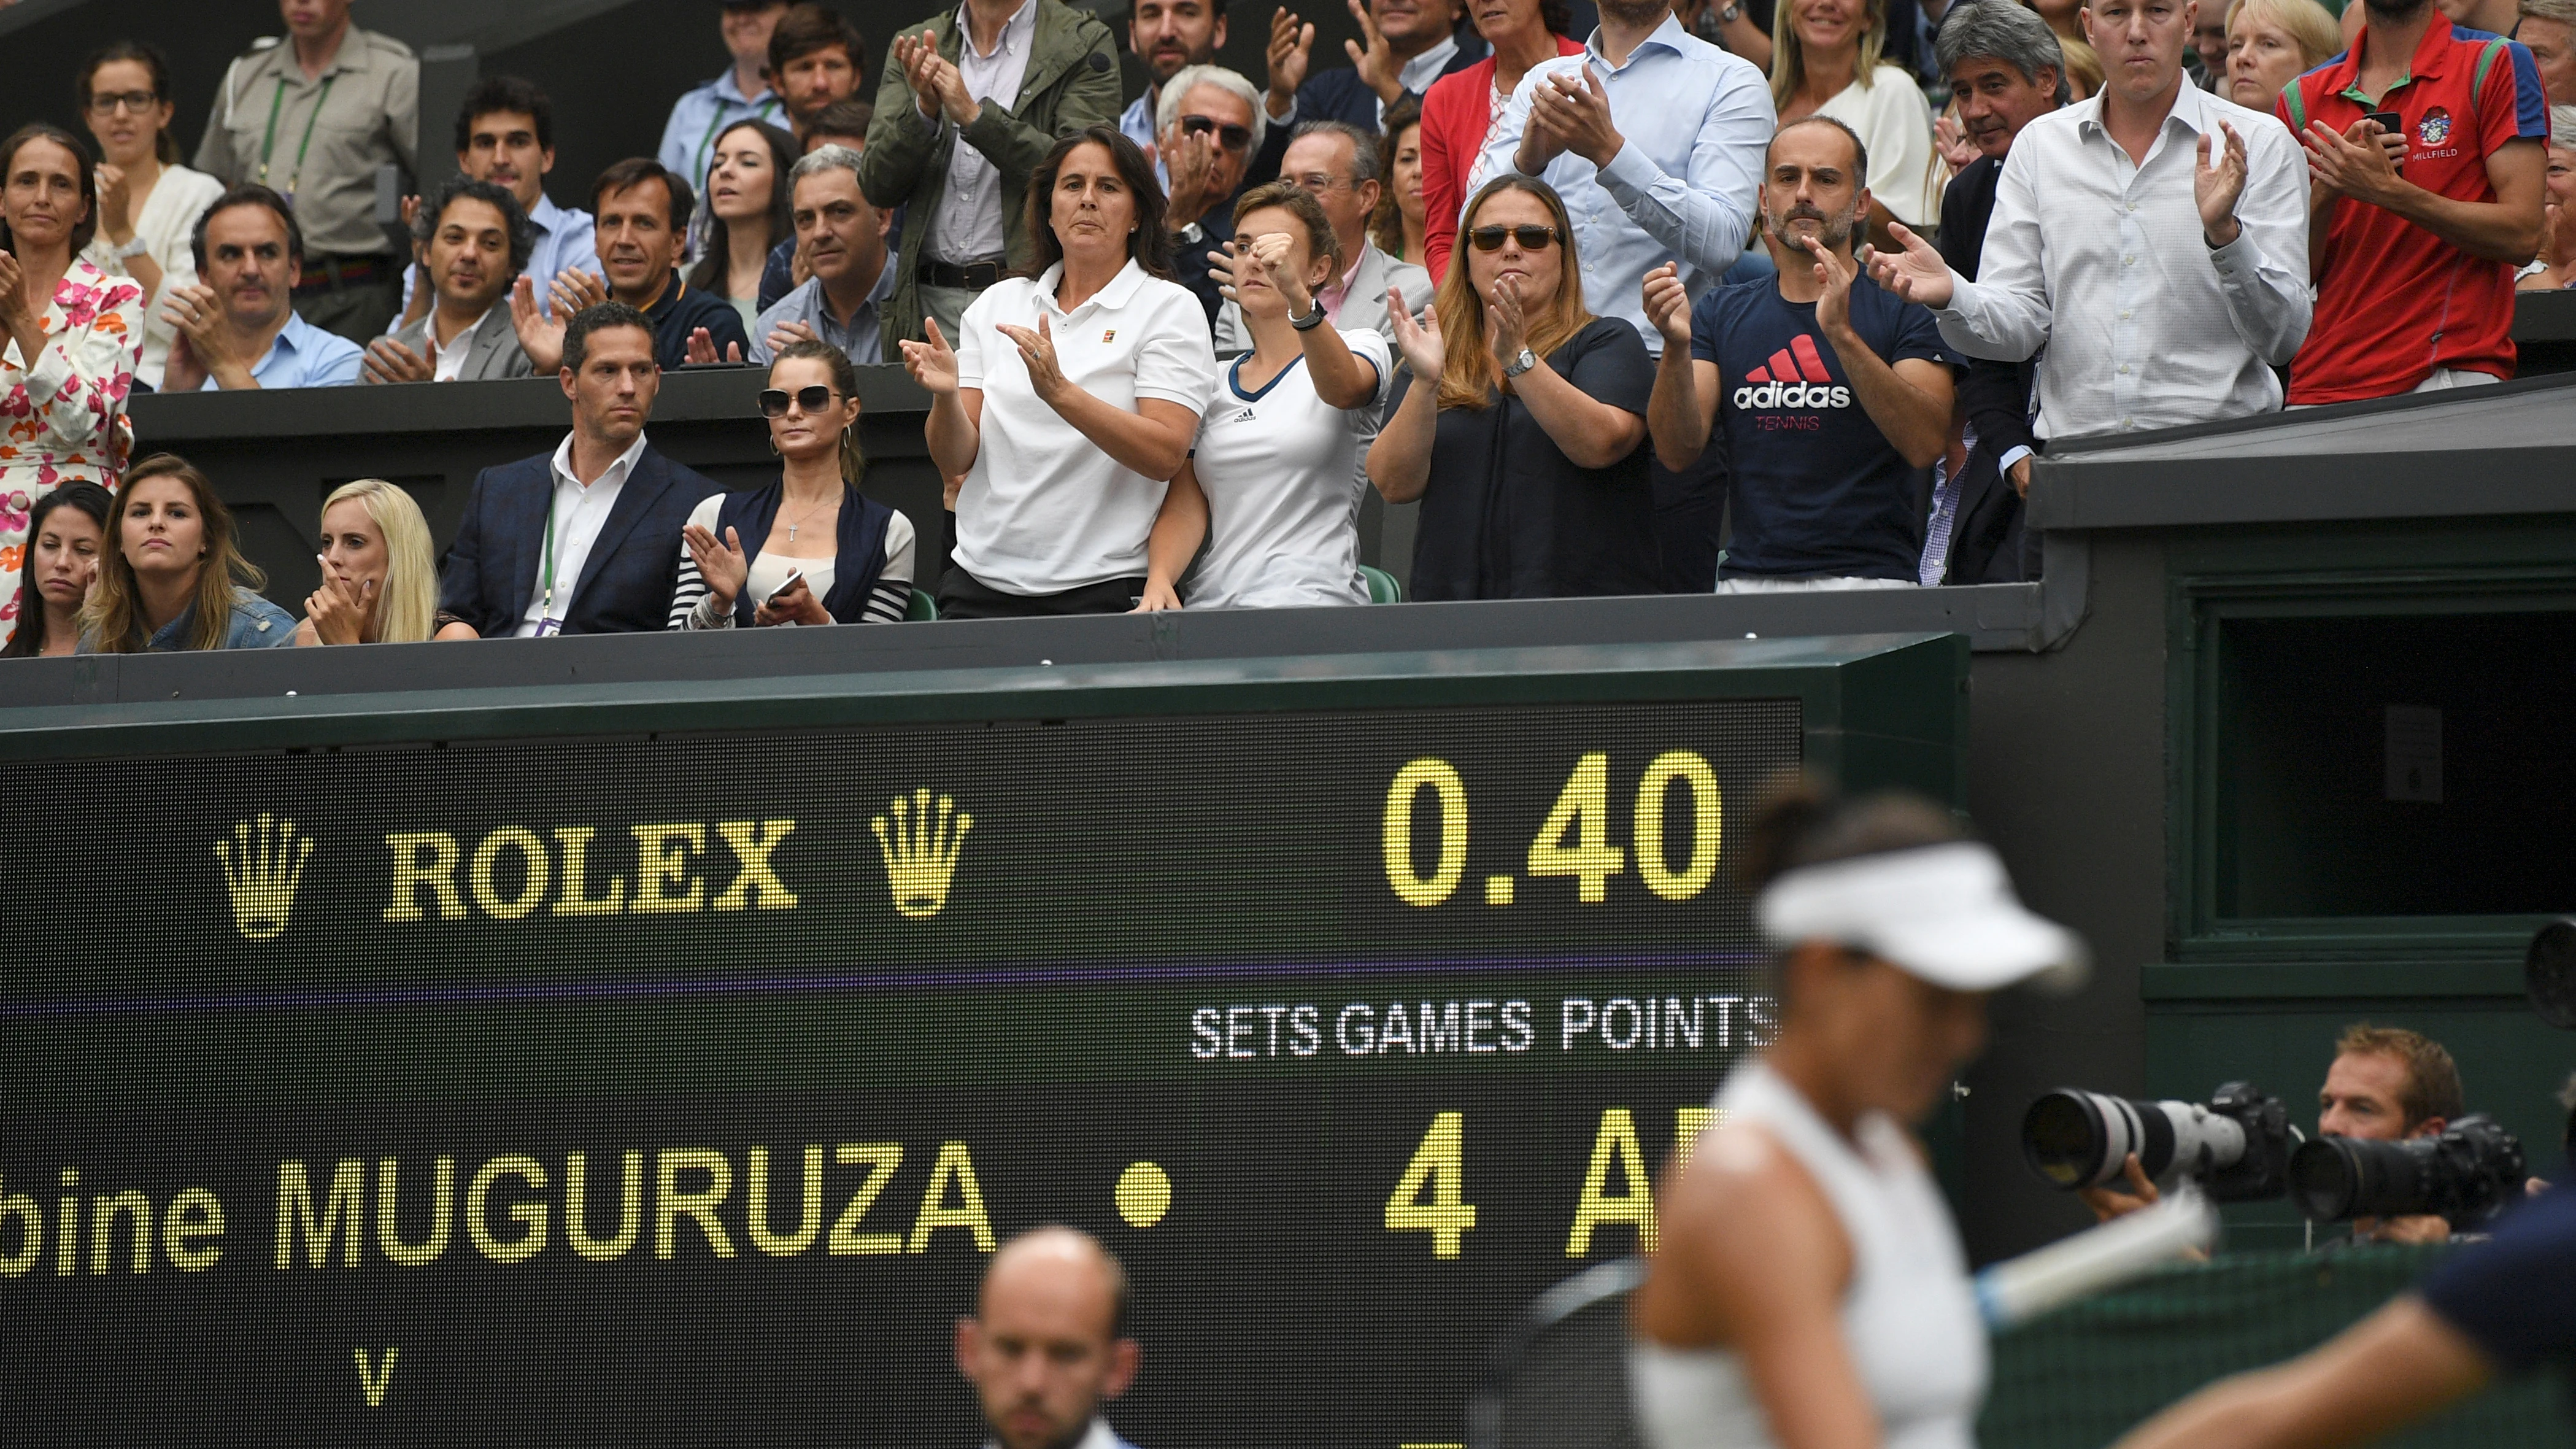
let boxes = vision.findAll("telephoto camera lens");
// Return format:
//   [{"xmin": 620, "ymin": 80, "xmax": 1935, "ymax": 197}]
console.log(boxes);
[
  {"xmin": 2023, "ymin": 1083, "xmax": 2294, "ymax": 1201},
  {"xmin": 2024, "ymin": 1089, "xmax": 2248, "ymax": 1189},
  {"xmin": 2288, "ymin": 1115, "xmax": 2528, "ymax": 1226}
]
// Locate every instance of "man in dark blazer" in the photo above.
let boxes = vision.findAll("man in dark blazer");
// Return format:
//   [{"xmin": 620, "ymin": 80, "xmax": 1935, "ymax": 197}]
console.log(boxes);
[
  {"xmin": 1926, "ymin": 0, "xmax": 2063, "ymax": 585},
  {"xmin": 439, "ymin": 302, "xmax": 722, "ymax": 636}
]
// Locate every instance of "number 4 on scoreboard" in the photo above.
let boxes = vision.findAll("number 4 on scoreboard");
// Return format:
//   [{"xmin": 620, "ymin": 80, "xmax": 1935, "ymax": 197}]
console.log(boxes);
[{"xmin": 1386, "ymin": 1110, "xmax": 1478, "ymax": 1258}]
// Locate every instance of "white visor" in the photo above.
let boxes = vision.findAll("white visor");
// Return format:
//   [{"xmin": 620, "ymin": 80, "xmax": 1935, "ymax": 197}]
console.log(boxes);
[{"xmin": 1756, "ymin": 841, "xmax": 2088, "ymax": 993}]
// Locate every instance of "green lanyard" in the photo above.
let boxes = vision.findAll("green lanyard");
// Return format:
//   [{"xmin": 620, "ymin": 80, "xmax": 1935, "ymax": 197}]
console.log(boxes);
[
  {"xmin": 690, "ymin": 93, "xmax": 783, "ymax": 192},
  {"xmin": 537, "ymin": 484, "xmax": 562, "ymax": 628},
  {"xmin": 256, "ymin": 73, "xmax": 337, "ymax": 198}
]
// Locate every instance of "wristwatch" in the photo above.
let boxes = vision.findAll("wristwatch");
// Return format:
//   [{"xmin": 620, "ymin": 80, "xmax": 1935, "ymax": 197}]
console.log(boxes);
[
  {"xmin": 1290, "ymin": 297, "xmax": 1328, "ymax": 331},
  {"xmin": 113, "ymin": 234, "xmax": 150, "ymax": 260},
  {"xmin": 1502, "ymin": 347, "xmax": 1539, "ymax": 378},
  {"xmin": 1718, "ymin": 2, "xmax": 1743, "ymax": 21}
]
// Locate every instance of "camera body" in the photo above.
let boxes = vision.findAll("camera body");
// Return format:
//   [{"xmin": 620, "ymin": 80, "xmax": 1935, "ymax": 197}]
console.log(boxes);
[
  {"xmin": 2288, "ymin": 1113, "xmax": 2528, "ymax": 1227},
  {"xmin": 2023, "ymin": 1081, "xmax": 2296, "ymax": 1204}
]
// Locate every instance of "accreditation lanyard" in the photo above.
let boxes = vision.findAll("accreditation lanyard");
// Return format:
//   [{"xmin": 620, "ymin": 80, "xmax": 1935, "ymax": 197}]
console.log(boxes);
[
  {"xmin": 690, "ymin": 94, "xmax": 783, "ymax": 194},
  {"xmin": 257, "ymin": 74, "xmax": 337, "ymax": 203},
  {"xmin": 534, "ymin": 484, "xmax": 566, "ymax": 636}
]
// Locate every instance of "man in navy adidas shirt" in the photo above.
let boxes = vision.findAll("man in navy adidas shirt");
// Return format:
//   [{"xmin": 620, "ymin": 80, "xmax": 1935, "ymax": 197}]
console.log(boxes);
[{"xmin": 1643, "ymin": 115, "xmax": 1953, "ymax": 592}]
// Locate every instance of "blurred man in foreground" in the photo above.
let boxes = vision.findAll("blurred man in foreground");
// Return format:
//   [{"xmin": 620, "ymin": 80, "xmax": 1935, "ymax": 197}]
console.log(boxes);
[{"xmin": 958, "ymin": 1227, "xmax": 1145, "ymax": 1449}]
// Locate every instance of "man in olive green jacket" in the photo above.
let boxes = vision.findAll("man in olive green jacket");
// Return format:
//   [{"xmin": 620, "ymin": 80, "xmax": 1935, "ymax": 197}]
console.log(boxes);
[{"xmin": 860, "ymin": 0, "xmax": 1122, "ymax": 348}]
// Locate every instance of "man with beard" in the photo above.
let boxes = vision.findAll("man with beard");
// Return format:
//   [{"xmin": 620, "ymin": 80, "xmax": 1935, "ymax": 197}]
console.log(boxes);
[
  {"xmin": 768, "ymin": 5, "xmax": 871, "ymax": 142},
  {"xmin": 161, "ymin": 185, "xmax": 366, "ymax": 390},
  {"xmin": 1479, "ymin": 0, "xmax": 1772, "ymax": 592},
  {"xmin": 363, "ymin": 176, "xmax": 535, "ymax": 382},
  {"xmin": 957, "ymin": 1227, "xmax": 1144, "ymax": 1449},
  {"xmin": 2278, "ymin": 0, "xmax": 2547, "ymax": 401},
  {"xmin": 1643, "ymin": 117, "xmax": 1953, "ymax": 592},
  {"xmin": 1920, "ymin": 0, "xmax": 2064, "ymax": 584},
  {"xmin": 1121, "ymin": 0, "xmax": 1230, "ymax": 172},
  {"xmin": 1868, "ymin": 0, "xmax": 2309, "ymax": 438}
]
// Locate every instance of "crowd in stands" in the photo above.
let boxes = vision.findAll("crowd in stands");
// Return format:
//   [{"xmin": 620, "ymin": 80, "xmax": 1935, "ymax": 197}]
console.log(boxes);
[{"xmin": 0, "ymin": 0, "xmax": 2566, "ymax": 654}]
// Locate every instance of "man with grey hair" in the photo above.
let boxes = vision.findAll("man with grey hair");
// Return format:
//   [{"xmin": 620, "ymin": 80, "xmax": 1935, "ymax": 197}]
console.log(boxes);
[
  {"xmin": 1159, "ymin": 63, "xmax": 1268, "ymax": 327},
  {"xmin": 752, "ymin": 144, "xmax": 897, "ymax": 363},
  {"xmin": 1216, "ymin": 118, "xmax": 1432, "ymax": 349},
  {"xmin": 1921, "ymin": 0, "xmax": 2064, "ymax": 583},
  {"xmin": 2520, "ymin": 0, "xmax": 2576, "ymax": 105}
]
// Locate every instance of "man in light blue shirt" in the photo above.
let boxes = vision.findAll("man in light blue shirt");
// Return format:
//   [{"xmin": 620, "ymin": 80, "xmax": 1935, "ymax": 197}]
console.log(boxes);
[
  {"xmin": 657, "ymin": 0, "xmax": 792, "ymax": 188},
  {"xmin": 161, "ymin": 185, "xmax": 365, "ymax": 390},
  {"xmin": 1118, "ymin": 0, "xmax": 1228, "ymax": 180},
  {"xmin": 749, "ymin": 147, "xmax": 898, "ymax": 363},
  {"xmin": 398, "ymin": 77, "xmax": 602, "ymax": 323},
  {"xmin": 1481, "ymin": 1, "xmax": 1771, "ymax": 356}
]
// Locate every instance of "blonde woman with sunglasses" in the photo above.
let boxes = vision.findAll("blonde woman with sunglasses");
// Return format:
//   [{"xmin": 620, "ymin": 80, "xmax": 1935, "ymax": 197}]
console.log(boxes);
[{"xmin": 1367, "ymin": 174, "xmax": 1659, "ymax": 599}]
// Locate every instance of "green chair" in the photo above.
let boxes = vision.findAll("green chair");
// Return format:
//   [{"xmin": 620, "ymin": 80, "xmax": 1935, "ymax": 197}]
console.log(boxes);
[
  {"xmin": 906, "ymin": 588, "xmax": 938, "ymax": 622},
  {"xmin": 1360, "ymin": 565, "xmax": 1403, "ymax": 604}
]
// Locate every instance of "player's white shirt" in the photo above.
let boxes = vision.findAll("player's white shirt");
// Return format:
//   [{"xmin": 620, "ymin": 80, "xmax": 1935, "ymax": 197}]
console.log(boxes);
[{"xmin": 1184, "ymin": 327, "xmax": 1392, "ymax": 610}]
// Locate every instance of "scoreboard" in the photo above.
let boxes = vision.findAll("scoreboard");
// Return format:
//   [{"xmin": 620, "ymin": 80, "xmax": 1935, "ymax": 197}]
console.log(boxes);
[{"xmin": 0, "ymin": 635, "xmax": 1964, "ymax": 1447}]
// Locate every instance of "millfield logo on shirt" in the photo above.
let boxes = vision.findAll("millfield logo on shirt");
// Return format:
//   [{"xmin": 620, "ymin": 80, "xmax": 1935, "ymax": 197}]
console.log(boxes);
[{"xmin": 1733, "ymin": 333, "xmax": 1853, "ymax": 413}]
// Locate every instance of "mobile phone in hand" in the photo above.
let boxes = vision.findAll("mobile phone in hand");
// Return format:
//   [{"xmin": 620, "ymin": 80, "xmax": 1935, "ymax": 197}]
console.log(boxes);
[
  {"xmin": 2364, "ymin": 110, "xmax": 2405, "ymax": 169},
  {"xmin": 766, "ymin": 570, "xmax": 806, "ymax": 605}
]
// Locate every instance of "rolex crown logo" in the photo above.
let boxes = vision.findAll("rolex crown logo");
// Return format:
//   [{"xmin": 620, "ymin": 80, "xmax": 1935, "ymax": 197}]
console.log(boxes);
[
  {"xmin": 871, "ymin": 788, "xmax": 971, "ymax": 920},
  {"xmin": 216, "ymin": 813, "xmax": 316, "ymax": 941}
]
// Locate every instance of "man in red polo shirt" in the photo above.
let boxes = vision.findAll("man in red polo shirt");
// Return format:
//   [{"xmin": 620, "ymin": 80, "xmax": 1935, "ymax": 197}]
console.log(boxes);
[{"xmin": 2279, "ymin": 0, "xmax": 2547, "ymax": 402}]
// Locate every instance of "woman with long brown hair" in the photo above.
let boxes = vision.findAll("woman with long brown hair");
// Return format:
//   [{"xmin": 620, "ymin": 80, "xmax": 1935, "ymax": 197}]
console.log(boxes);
[
  {"xmin": 1370, "ymin": 96, "xmax": 1432, "ymax": 265},
  {"xmin": 0, "ymin": 481, "xmax": 110, "ymax": 659},
  {"xmin": 1367, "ymin": 175, "xmax": 1657, "ymax": 599},
  {"xmin": 80, "ymin": 454, "xmax": 295, "ymax": 652},
  {"xmin": 0, "ymin": 121, "xmax": 145, "ymax": 650},
  {"xmin": 687, "ymin": 119, "xmax": 797, "ymax": 331}
]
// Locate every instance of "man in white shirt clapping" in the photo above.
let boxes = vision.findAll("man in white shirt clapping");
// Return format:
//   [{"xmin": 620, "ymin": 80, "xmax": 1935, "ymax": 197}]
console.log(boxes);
[{"xmin": 1868, "ymin": 0, "xmax": 2309, "ymax": 442}]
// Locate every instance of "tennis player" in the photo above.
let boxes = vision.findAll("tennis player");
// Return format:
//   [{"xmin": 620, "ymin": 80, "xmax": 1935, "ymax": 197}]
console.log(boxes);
[{"xmin": 1631, "ymin": 785, "xmax": 2086, "ymax": 1449}]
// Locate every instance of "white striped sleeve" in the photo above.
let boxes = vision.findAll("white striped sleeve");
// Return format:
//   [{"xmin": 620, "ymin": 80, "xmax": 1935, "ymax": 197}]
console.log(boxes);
[
  {"xmin": 861, "ymin": 509, "xmax": 918, "ymax": 624},
  {"xmin": 668, "ymin": 495, "xmax": 731, "ymax": 630}
]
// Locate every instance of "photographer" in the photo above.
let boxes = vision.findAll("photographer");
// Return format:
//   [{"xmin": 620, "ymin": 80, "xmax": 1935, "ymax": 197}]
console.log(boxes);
[{"xmin": 2083, "ymin": 1025, "xmax": 2463, "ymax": 1245}]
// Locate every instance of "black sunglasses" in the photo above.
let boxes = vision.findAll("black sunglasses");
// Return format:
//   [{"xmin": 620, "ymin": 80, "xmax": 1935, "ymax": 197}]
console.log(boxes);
[
  {"xmin": 757, "ymin": 385, "xmax": 838, "ymax": 417},
  {"xmin": 1469, "ymin": 224, "xmax": 1561, "ymax": 252},
  {"xmin": 1179, "ymin": 114, "xmax": 1254, "ymax": 152}
]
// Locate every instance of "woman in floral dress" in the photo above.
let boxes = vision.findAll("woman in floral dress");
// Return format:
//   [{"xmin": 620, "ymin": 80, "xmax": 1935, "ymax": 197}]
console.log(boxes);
[{"xmin": 0, "ymin": 122, "xmax": 144, "ymax": 650}]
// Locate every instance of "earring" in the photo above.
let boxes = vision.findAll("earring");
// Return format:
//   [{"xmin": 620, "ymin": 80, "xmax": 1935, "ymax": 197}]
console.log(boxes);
[{"xmin": 769, "ymin": 435, "xmax": 781, "ymax": 457}]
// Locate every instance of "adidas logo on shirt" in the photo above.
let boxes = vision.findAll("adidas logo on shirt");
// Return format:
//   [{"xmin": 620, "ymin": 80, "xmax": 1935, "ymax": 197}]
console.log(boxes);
[
  {"xmin": 1225, "ymin": 406, "xmax": 1259, "ymax": 423},
  {"xmin": 1733, "ymin": 333, "xmax": 1852, "ymax": 411}
]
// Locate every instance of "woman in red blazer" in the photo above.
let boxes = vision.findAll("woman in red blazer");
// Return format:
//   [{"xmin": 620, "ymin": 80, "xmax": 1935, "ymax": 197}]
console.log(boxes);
[{"xmin": 1419, "ymin": 0, "xmax": 1586, "ymax": 282}]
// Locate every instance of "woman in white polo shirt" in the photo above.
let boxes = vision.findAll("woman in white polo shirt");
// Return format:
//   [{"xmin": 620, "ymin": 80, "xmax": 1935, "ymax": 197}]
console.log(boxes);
[
  {"xmin": 900, "ymin": 127, "xmax": 1219, "ymax": 619},
  {"xmin": 1136, "ymin": 181, "xmax": 1390, "ymax": 611}
]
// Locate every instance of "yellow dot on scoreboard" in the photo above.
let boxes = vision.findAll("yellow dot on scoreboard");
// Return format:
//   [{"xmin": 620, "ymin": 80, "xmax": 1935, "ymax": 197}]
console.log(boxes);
[{"xmin": 1115, "ymin": 1161, "xmax": 1172, "ymax": 1227}]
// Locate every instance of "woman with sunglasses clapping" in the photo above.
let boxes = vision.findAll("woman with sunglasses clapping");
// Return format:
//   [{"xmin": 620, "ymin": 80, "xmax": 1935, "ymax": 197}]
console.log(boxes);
[
  {"xmin": 669, "ymin": 341, "xmax": 914, "ymax": 628},
  {"xmin": 1368, "ymin": 176, "xmax": 1659, "ymax": 600}
]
